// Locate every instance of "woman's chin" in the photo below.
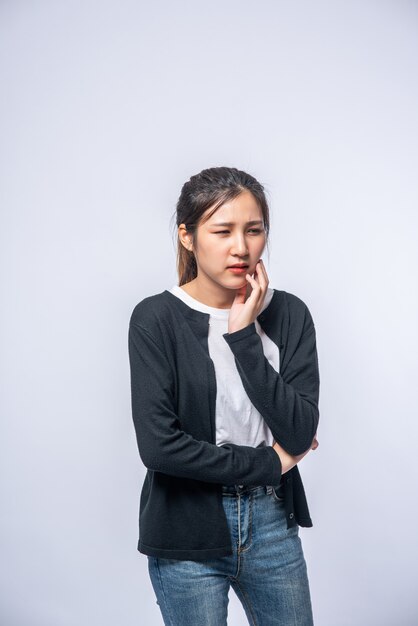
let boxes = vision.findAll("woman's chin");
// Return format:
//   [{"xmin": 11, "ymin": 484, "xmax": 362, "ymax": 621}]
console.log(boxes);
[{"xmin": 226, "ymin": 277, "xmax": 247, "ymax": 289}]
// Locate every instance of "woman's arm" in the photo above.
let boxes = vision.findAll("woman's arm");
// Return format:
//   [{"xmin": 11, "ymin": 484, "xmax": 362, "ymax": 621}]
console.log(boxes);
[
  {"xmin": 128, "ymin": 320, "xmax": 283, "ymax": 485},
  {"xmin": 222, "ymin": 305, "xmax": 320, "ymax": 457},
  {"xmin": 273, "ymin": 434, "xmax": 319, "ymax": 474}
]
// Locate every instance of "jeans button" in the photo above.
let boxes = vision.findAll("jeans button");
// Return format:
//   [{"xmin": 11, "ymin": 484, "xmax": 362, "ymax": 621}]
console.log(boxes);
[{"xmin": 289, "ymin": 512, "xmax": 294, "ymax": 519}]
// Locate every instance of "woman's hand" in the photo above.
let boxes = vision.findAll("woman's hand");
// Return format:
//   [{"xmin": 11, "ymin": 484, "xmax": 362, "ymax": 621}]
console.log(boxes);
[
  {"xmin": 272, "ymin": 434, "xmax": 319, "ymax": 474},
  {"xmin": 227, "ymin": 259, "xmax": 269, "ymax": 334}
]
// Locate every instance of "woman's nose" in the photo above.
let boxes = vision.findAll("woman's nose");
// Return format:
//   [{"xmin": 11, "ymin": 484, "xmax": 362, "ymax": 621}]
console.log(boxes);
[{"xmin": 230, "ymin": 238, "xmax": 248, "ymax": 256}]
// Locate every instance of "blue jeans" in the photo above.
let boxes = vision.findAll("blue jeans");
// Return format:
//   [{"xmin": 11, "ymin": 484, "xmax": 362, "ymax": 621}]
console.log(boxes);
[{"xmin": 147, "ymin": 484, "xmax": 314, "ymax": 625}]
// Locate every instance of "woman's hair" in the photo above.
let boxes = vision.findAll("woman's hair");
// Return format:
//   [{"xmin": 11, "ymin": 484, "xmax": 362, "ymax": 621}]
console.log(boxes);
[{"xmin": 172, "ymin": 166, "xmax": 271, "ymax": 286}]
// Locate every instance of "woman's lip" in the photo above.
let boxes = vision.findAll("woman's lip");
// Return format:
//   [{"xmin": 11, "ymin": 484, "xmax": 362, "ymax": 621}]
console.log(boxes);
[{"xmin": 227, "ymin": 266, "xmax": 248, "ymax": 273}]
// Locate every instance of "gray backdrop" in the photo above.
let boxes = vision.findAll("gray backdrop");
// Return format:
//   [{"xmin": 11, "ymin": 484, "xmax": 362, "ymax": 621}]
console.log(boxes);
[{"xmin": 1, "ymin": 1, "xmax": 417, "ymax": 624}]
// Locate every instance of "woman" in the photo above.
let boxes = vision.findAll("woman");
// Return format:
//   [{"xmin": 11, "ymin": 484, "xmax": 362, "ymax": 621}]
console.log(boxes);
[{"xmin": 128, "ymin": 166, "xmax": 320, "ymax": 625}]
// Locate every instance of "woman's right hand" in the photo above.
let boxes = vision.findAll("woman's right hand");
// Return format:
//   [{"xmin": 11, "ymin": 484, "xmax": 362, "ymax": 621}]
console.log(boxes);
[{"xmin": 273, "ymin": 434, "xmax": 319, "ymax": 474}]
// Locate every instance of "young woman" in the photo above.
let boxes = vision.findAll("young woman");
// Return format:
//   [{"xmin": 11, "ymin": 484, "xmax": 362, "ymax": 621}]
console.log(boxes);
[{"xmin": 128, "ymin": 166, "xmax": 320, "ymax": 625}]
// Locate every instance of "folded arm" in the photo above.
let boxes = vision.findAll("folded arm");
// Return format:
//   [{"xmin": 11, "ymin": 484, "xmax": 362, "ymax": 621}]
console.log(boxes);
[
  {"xmin": 222, "ymin": 308, "xmax": 320, "ymax": 456},
  {"xmin": 128, "ymin": 320, "xmax": 282, "ymax": 485}
]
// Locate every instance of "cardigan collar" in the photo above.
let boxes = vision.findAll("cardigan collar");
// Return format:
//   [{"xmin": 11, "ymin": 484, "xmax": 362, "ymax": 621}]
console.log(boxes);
[{"xmin": 161, "ymin": 288, "xmax": 282, "ymax": 340}]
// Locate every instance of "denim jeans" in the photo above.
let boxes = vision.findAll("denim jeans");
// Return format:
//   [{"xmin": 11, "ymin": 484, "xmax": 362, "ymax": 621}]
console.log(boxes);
[{"xmin": 147, "ymin": 484, "xmax": 314, "ymax": 625}]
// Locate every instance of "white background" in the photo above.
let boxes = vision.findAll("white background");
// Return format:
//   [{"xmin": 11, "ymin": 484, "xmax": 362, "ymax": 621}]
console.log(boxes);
[{"xmin": 1, "ymin": 1, "xmax": 418, "ymax": 624}]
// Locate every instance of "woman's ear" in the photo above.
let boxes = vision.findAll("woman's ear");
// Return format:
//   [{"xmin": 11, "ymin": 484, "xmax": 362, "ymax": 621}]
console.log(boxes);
[{"xmin": 178, "ymin": 224, "xmax": 193, "ymax": 251}]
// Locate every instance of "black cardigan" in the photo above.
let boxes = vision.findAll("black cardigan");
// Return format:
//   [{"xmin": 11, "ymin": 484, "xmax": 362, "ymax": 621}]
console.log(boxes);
[{"xmin": 128, "ymin": 288, "xmax": 320, "ymax": 561}]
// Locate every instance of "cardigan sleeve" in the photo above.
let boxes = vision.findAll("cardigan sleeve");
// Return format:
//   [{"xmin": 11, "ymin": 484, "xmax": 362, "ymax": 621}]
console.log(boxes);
[
  {"xmin": 128, "ymin": 320, "xmax": 282, "ymax": 485},
  {"xmin": 222, "ymin": 306, "xmax": 320, "ymax": 456}
]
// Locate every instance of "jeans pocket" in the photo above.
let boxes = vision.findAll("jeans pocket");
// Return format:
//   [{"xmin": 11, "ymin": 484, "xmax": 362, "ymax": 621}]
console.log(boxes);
[{"xmin": 271, "ymin": 486, "xmax": 285, "ymax": 503}]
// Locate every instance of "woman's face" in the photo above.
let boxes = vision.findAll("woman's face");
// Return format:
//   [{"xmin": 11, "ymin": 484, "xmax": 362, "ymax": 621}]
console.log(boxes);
[{"xmin": 190, "ymin": 190, "xmax": 267, "ymax": 292}]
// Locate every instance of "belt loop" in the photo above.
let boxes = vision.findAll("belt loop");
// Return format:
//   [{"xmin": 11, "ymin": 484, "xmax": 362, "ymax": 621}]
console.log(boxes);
[{"xmin": 265, "ymin": 485, "xmax": 273, "ymax": 495}]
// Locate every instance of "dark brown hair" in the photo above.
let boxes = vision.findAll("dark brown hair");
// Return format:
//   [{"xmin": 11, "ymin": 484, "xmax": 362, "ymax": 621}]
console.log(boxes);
[{"xmin": 171, "ymin": 166, "xmax": 271, "ymax": 286}]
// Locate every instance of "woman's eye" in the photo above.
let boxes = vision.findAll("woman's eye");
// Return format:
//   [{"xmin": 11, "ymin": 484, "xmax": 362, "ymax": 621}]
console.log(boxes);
[{"xmin": 214, "ymin": 229, "xmax": 262, "ymax": 235}]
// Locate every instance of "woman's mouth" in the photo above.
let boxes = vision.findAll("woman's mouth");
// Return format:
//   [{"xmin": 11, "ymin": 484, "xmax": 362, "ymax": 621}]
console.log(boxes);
[{"xmin": 227, "ymin": 266, "xmax": 249, "ymax": 274}]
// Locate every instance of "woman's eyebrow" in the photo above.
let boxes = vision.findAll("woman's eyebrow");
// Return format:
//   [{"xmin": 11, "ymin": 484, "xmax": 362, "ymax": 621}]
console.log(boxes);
[{"xmin": 211, "ymin": 220, "xmax": 264, "ymax": 226}]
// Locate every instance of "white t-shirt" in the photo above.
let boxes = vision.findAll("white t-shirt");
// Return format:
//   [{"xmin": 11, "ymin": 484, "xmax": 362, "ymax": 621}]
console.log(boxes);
[{"xmin": 169, "ymin": 285, "xmax": 280, "ymax": 449}]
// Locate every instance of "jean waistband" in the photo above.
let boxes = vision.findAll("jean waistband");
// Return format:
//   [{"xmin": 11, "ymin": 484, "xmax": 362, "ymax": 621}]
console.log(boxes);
[{"xmin": 221, "ymin": 484, "xmax": 273, "ymax": 496}]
